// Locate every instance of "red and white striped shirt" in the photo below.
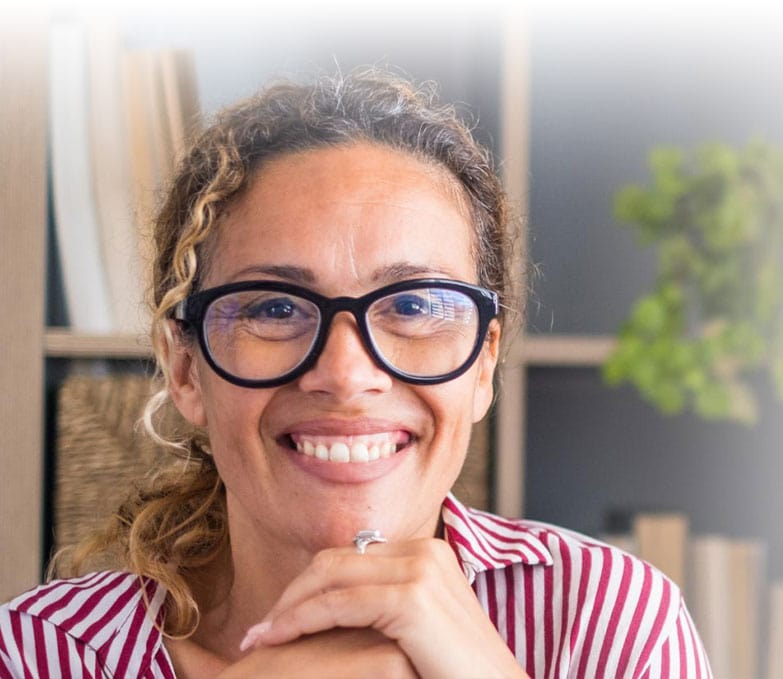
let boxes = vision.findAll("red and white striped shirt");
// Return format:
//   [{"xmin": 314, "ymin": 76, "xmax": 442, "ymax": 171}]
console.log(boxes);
[
  {"xmin": 442, "ymin": 496, "xmax": 712, "ymax": 678},
  {"xmin": 1, "ymin": 494, "xmax": 711, "ymax": 678},
  {"xmin": 0, "ymin": 570, "xmax": 172, "ymax": 678}
]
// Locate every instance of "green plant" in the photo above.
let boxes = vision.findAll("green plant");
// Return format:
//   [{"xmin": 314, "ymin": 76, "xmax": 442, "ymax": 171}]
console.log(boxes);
[{"xmin": 603, "ymin": 140, "xmax": 783, "ymax": 423}]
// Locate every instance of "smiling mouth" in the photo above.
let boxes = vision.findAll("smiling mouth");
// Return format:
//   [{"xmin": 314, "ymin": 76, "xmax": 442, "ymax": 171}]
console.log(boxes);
[{"xmin": 285, "ymin": 432, "xmax": 413, "ymax": 463}]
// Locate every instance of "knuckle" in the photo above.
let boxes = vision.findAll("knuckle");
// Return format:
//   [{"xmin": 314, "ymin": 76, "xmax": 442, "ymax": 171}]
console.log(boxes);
[
  {"xmin": 399, "ymin": 580, "xmax": 428, "ymax": 613},
  {"xmin": 408, "ymin": 553, "xmax": 440, "ymax": 585},
  {"xmin": 311, "ymin": 549, "xmax": 337, "ymax": 576},
  {"xmin": 408, "ymin": 558, "xmax": 430, "ymax": 585}
]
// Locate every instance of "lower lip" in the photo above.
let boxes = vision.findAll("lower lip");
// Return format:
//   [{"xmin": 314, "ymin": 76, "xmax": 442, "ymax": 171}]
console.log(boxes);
[{"xmin": 283, "ymin": 443, "xmax": 411, "ymax": 484}]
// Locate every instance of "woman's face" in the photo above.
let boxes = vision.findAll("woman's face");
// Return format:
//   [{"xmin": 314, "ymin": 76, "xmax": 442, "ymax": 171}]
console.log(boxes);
[{"xmin": 171, "ymin": 142, "xmax": 500, "ymax": 556}]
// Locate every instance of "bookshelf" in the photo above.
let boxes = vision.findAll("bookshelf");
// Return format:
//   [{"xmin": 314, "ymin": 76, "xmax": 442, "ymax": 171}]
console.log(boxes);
[
  {"xmin": 44, "ymin": 330, "xmax": 153, "ymax": 358},
  {"xmin": 0, "ymin": 12, "xmax": 48, "ymax": 604}
]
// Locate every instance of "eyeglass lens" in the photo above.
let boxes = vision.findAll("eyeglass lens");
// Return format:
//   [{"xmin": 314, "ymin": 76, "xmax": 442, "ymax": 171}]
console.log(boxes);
[{"xmin": 202, "ymin": 285, "xmax": 480, "ymax": 382}]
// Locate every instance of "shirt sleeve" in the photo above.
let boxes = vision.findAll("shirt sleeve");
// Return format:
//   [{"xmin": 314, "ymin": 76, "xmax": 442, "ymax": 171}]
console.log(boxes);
[
  {"xmin": 0, "ymin": 604, "xmax": 100, "ymax": 679},
  {"xmin": 637, "ymin": 599, "xmax": 713, "ymax": 678}
]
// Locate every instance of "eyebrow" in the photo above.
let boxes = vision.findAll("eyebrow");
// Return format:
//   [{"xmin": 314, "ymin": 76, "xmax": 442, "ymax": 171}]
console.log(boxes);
[
  {"xmin": 371, "ymin": 263, "xmax": 454, "ymax": 283},
  {"xmin": 229, "ymin": 265, "xmax": 316, "ymax": 284},
  {"xmin": 228, "ymin": 262, "xmax": 455, "ymax": 286}
]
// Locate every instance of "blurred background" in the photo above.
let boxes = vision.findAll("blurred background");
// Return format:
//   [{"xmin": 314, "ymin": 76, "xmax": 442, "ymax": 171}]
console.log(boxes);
[{"xmin": 2, "ymin": 0, "xmax": 782, "ymax": 675}]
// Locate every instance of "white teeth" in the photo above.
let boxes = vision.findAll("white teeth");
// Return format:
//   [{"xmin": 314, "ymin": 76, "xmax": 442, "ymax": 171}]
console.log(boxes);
[
  {"xmin": 350, "ymin": 442, "xmax": 369, "ymax": 463},
  {"xmin": 329, "ymin": 442, "xmax": 350, "ymax": 463},
  {"xmin": 293, "ymin": 436, "xmax": 406, "ymax": 463}
]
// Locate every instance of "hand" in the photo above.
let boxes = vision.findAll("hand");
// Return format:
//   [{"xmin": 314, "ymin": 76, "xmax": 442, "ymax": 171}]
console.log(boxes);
[
  {"xmin": 218, "ymin": 628, "xmax": 418, "ymax": 679},
  {"xmin": 240, "ymin": 538, "xmax": 530, "ymax": 679}
]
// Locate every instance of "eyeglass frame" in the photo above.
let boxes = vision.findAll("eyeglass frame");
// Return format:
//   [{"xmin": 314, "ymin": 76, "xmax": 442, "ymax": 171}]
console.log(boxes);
[{"xmin": 172, "ymin": 277, "xmax": 500, "ymax": 388}]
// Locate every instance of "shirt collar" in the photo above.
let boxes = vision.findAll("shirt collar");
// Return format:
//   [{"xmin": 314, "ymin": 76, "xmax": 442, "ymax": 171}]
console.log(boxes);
[{"xmin": 441, "ymin": 493, "xmax": 553, "ymax": 584}]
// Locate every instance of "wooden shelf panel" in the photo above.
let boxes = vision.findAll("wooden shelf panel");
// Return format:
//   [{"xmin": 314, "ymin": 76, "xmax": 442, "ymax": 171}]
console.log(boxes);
[
  {"xmin": 44, "ymin": 330, "xmax": 616, "ymax": 365},
  {"xmin": 45, "ymin": 329, "xmax": 152, "ymax": 358},
  {"xmin": 512, "ymin": 334, "xmax": 616, "ymax": 366}
]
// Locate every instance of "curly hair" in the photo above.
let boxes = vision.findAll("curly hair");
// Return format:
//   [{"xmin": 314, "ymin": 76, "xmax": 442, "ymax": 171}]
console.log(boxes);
[{"xmin": 52, "ymin": 67, "xmax": 520, "ymax": 637}]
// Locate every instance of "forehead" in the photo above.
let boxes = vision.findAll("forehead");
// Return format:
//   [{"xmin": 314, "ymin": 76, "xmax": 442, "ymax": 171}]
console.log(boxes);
[
  {"xmin": 246, "ymin": 142, "xmax": 471, "ymax": 223},
  {"xmin": 206, "ymin": 143, "xmax": 477, "ymax": 288}
]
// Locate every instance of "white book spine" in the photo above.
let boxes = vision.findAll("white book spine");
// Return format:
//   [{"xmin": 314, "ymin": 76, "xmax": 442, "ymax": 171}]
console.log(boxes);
[
  {"xmin": 86, "ymin": 20, "xmax": 147, "ymax": 335},
  {"xmin": 687, "ymin": 535, "xmax": 732, "ymax": 679},
  {"xmin": 767, "ymin": 581, "xmax": 783, "ymax": 679},
  {"xmin": 49, "ymin": 21, "xmax": 113, "ymax": 333},
  {"xmin": 728, "ymin": 540, "xmax": 765, "ymax": 679}
]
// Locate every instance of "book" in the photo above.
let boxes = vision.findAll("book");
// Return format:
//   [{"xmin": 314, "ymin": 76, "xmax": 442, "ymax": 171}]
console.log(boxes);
[
  {"xmin": 158, "ymin": 49, "xmax": 201, "ymax": 163},
  {"xmin": 687, "ymin": 535, "xmax": 732, "ymax": 679},
  {"xmin": 122, "ymin": 49, "xmax": 164, "ymax": 255},
  {"xmin": 49, "ymin": 20, "xmax": 201, "ymax": 335},
  {"xmin": 146, "ymin": 51, "xmax": 176, "ymax": 184},
  {"xmin": 49, "ymin": 20, "xmax": 113, "ymax": 332},
  {"xmin": 687, "ymin": 535, "xmax": 767, "ymax": 679},
  {"xmin": 728, "ymin": 539, "xmax": 765, "ymax": 679},
  {"xmin": 121, "ymin": 46, "xmax": 201, "ymax": 312},
  {"xmin": 632, "ymin": 511, "xmax": 688, "ymax": 590},
  {"xmin": 86, "ymin": 20, "xmax": 148, "ymax": 335},
  {"xmin": 768, "ymin": 581, "xmax": 783, "ymax": 679}
]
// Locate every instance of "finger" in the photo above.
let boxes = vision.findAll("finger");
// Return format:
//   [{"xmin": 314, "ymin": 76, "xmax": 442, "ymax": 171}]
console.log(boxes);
[
  {"xmin": 251, "ymin": 544, "xmax": 474, "ymax": 648},
  {"xmin": 247, "ymin": 583, "xmax": 405, "ymax": 646},
  {"xmin": 265, "ymin": 540, "xmax": 439, "ymax": 622},
  {"xmin": 244, "ymin": 580, "xmax": 523, "ymax": 679}
]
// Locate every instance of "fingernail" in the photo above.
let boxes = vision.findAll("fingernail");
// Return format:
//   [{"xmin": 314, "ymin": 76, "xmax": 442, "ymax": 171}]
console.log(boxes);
[{"xmin": 239, "ymin": 621, "xmax": 272, "ymax": 651}]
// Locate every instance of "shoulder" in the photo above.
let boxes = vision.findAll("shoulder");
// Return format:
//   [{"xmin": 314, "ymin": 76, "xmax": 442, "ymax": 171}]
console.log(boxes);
[
  {"xmin": 510, "ymin": 514, "xmax": 685, "ymax": 626},
  {"xmin": 1, "ymin": 570, "xmax": 171, "ymax": 677},
  {"xmin": 468, "ymin": 504, "xmax": 684, "ymax": 622},
  {"xmin": 445, "ymin": 498, "xmax": 707, "ymax": 676},
  {"xmin": 444, "ymin": 493, "xmax": 664, "ymax": 584},
  {"xmin": 451, "ymin": 496, "xmax": 679, "ymax": 598}
]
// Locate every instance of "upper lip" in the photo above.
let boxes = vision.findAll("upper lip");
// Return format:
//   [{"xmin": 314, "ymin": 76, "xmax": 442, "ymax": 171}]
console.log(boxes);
[{"xmin": 282, "ymin": 418, "xmax": 414, "ymax": 438}]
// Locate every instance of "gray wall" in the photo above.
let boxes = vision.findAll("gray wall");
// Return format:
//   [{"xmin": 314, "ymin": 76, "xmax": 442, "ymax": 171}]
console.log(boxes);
[
  {"xmin": 527, "ymin": 4, "xmax": 783, "ymax": 334},
  {"xmin": 524, "ymin": 5, "xmax": 783, "ymax": 576}
]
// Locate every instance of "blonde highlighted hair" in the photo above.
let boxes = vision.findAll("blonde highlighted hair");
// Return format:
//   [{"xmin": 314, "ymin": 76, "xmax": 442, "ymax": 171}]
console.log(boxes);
[{"xmin": 50, "ymin": 68, "xmax": 518, "ymax": 637}]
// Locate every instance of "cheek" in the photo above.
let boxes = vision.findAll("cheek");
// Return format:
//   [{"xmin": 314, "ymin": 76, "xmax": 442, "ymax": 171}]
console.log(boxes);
[
  {"xmin": 425, "ymin": 379, "xmax": 481, "ymax": 444},
  {"xmin": 199, "ymin": 374, "xmax": 274, "ymax": 451}
]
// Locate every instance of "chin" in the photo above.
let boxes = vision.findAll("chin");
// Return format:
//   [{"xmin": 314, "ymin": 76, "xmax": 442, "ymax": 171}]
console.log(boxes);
[{"xmin": 293, "ymin": 491, "xmax": 419, "ymax": 550}]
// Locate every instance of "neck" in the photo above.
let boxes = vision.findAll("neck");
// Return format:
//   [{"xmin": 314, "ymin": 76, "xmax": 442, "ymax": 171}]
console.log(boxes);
[{"xmin": 186, "ymin": 499, "xmax": 323, "ymax": 662}]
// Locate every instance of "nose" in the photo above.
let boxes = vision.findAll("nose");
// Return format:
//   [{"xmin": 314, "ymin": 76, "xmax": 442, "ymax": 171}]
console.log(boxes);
[{"xmin": 297, "ymin": 312, "xmax": 393, "ymax": 399}]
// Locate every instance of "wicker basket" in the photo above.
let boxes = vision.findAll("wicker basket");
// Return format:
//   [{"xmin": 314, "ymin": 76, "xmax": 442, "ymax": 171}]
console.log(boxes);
[{"xmin": 53, "ymin": 374, "xmax": 172, "ymax": 552}]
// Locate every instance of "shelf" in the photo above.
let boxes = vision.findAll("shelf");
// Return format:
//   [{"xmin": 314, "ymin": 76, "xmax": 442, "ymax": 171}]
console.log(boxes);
[
  {"xmin": 45, "ymin": 329, "xmax": 152, "ymax": 358},
  {"xmin": 44, "ymin": 330, "xmax": 616, "ymax": 365},
  {"xmin": 519, "ymin": 335, "xmax": 616, "ymax": 366}
]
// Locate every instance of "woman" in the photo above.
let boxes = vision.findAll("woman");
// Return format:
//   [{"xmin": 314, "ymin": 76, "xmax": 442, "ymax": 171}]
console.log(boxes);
[{"xmin": 0, "ymin": 69, "xmax": 711, "ymax": 677}]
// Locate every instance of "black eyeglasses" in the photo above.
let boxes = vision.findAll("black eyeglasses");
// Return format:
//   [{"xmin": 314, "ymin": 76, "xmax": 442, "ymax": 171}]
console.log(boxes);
[{"xmin": 173, "ymin": 278, "xmax": 499, "ymax": 388}]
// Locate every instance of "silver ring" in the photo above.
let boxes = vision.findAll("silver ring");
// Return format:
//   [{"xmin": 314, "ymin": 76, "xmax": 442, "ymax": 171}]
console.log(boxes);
[{"xmin": 353, "ymin": 529, "xmax": 387, "ymax": 554}]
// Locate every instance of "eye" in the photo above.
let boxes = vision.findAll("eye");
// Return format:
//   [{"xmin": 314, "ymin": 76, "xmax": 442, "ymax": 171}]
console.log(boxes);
[
  {"xmin": 247, "ymin": 298, "xmax": 297, "ymax": 320},
  {"xmin": 393, "ymin": 295, "xmax": 429, "ymax": 316}
]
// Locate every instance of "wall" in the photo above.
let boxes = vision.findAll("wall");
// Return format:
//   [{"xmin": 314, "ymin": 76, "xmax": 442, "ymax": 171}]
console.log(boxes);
[{"xmin": 524, "ymin": 4, "xmax": 783, "ymax": 576}]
